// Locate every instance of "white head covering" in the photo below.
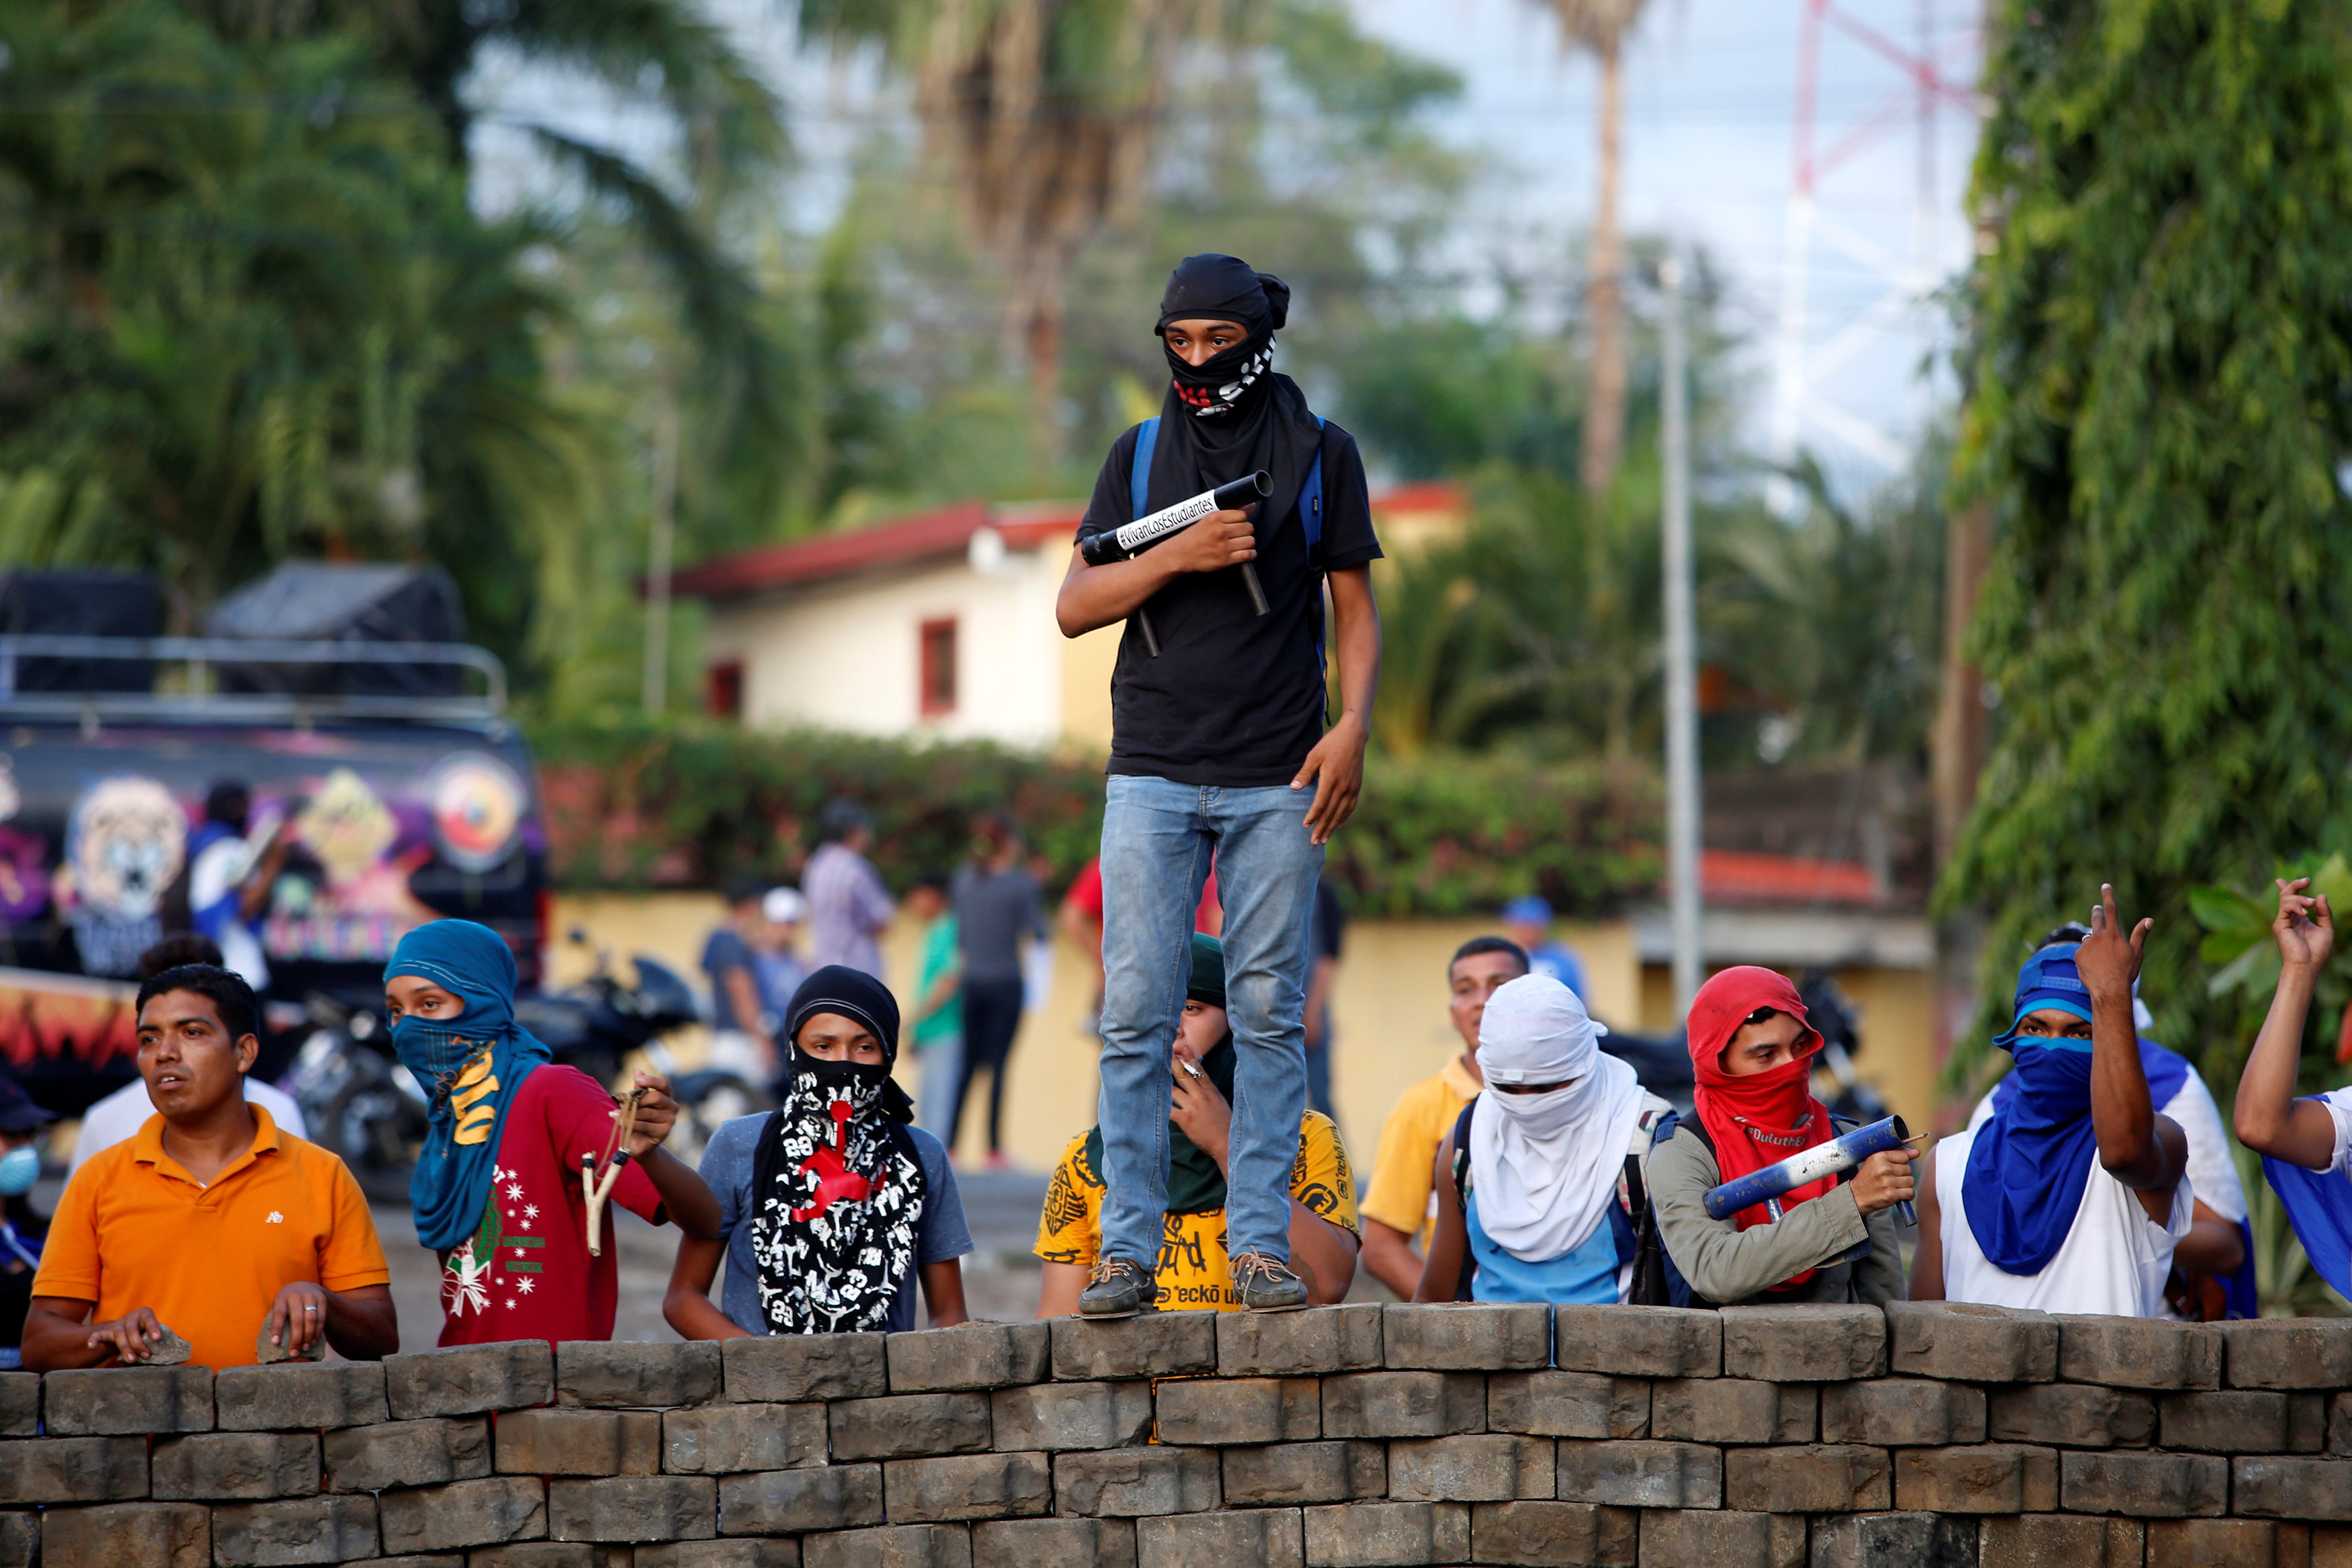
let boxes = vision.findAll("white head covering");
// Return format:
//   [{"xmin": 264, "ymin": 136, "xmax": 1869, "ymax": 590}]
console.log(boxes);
[
  {"xmin": 1470, "ymin": 973, "xmax": 1647, "ymax": 1263},
  {"xmin": 764, "ymin": 887, "xmax": 809, "ymax": 924}
]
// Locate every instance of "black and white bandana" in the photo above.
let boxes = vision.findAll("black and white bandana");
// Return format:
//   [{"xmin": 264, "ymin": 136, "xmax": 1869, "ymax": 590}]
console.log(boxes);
[
  {"xmin": 746, "ymin": 967, "xmax": 925, "ymax": 1335},
  {"xmin": 1145, "ymin": 253, "xmax": 1321, "ymax": 539}
]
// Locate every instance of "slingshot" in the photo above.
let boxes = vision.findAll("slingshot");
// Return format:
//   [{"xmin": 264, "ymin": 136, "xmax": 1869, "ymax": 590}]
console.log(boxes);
[{"xmin": 581, "ymin": 1088, "xmax": 646, "ymax": 1257}]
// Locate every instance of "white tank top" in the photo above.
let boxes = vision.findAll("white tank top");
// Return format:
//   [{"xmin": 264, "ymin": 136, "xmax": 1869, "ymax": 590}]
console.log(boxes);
[{"xmin": 1936, "ymin": 1123, "xmax": 2193, "ymax": 1319}]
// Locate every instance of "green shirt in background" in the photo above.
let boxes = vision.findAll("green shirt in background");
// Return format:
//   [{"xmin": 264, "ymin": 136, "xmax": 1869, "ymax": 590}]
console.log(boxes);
[{"xmin": 913, "ymin": 914, "xmax": 960, "ymax": 1047}]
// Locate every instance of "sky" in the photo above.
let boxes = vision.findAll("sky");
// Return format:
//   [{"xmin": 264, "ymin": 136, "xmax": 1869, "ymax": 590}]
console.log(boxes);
[{"xmin": 470, "ymin": 0, "xmax": 1985, "ymax": 495}]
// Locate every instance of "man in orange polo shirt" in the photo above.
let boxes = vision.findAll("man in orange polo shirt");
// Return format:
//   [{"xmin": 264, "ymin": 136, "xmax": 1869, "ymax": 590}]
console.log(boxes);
[{"xmin": 24, "ymin": 965, "xmax": 396, "ymax": 1371}]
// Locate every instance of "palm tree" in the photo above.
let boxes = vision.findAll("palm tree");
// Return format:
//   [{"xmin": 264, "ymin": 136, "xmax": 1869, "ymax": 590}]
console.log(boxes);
[{"xmin": 1539, "ymin": 0, "xmax": 1650, "ymax": 500}]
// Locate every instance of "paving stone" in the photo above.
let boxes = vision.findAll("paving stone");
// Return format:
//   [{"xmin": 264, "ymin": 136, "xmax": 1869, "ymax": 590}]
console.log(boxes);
[
  {"xmin": 1466, "ymin": 1500, "xmax": 1634, "ymax": 1567},
  {"xmin": 1302, "ymin": 1501, "xmax": 1468, "ymax": 1566},
  {"xmin": 1382, "ymin": 1303, "xmax": 1548, "ymax": 1370},
  {"xmin": 1222, "ymin": 1442, "xmax": 1387, "ymax": 1506},
  {"xmin": 463, "ymin": 1548, "xmax": 632, "ymax": 1568},
  {"xmin": 1808, "ymin": 1511, "xmax": 1978, "ymax": 1568},
  {"xmin": 325, "ymin": 1416, "xmax": 490, "ymax": 1491},
  {"xmin": 1887, "ymin": 1301, "xmax": 2060, "ymax": 1383},
  {"xmin": 1554, "ymin": 1304, "xmax": 1720, "ymax": 1377},
  {"xmin": 992, "ymin": 1381, "xmax": 1155, "ymax": 1452},
  {"xmin": 557, "ymin": 1341, "xmax": 722, "ymax": 1409},
  {"xmin": 497, "ymin": 1408, "xmax": 662, "ymax": 1477},
  {"xmin": 1052, "ymin": 1447, "xmax": 1220, "ymax": 1516},
  {"xmin": 549, "ymin": 1475, "xmax": 718, "ymax": 1541},
  {"xmin": 1724, "ymin": 1443, "xmax": 1889, "ymax": 1512},
  {"xmin": 1977, "ymin": 1516, "xmax": 2144, "ymax": 1568},
  {"xmin": 368, "ymin": 1557, "xmax": 466, "ymax": 1567},
  {"xmin": 2310, "ymin": 1524, "xmax": 2352, "ymax": 1566},
  {"xmin": 0, "ymin": 1435, "xmax": 146, "ymax": 1503},
  {"xmin": 716, "ymin": 1464, "xmax": 883, "ymax": 1534},
  {"xmin": 208, "ymin": 1495, "xmax": 378, "ymax": 1565},
  {"xmin": 970, "ymin": 1516, "xmax": 1136, "ymax": 1568},
  {"xmin": 1634, "ymin": 1509, "xmax": 1804, "ymax": 1568},
  {"xmin": 1322, "ymin": 1371, "xmax": 1485, "ymax": 1438},
  {"xmin": 1218, "ymin": 1303, "xmax": 1384, "ymax": 1375},
  {"xmin": 2159, "ymin": 1389, "xmax": 2290, "ymax": 1452},
  {"xmin": 1388, "ymin": 1435, "xmax": 1553, "ymax": 1502},
  {"xmin": 1136, "ymin": 1506, "xmax": 1302, "ymax": 1568},
  {"xmin": 2235, "ymin": 1454, "xmax": 2352, "ymax": 1520},
  {"xmin": 663, "ymin": 1403, "xmax": 827, "ymax": 1474},
  {"xmin": 0, "ymin": 1510, "xmax": 30, "ymax": 1568},
  {"xmin": 216, "ymin": 1362, "xmax": 390, "ymax": 1431},
  {"xmin": 2219, "ymin": 1317, "xmax": 2352, "ymax": 1389},
  {"xmin": 1650, "ymin": 1379, "xmax": 1815, "ymax": 1444},
  {"xmin": 152, "ymin": 1431, "xmax": 318, "ymax": 1500},
  {"xmin": 42, "ymin": 1364, "xmax": 213, "ymax": 1434},
  {"xmin": 1485, "ymin": 1372, "xmax": 1648, "ymax": 1439},
  {"xmin": 2144, "ymin": 1520, "xmax": 2279, "ymax": 1568},
  {"xmin": 1554, "ymin": 1438, "xmax": 1720, "ymax": 1508},
  {"xmin": 1986, "ymin": 1383, "xmax": 2155, "ymax": 1448},
  {"xmin": 888, "ymin": 1452, "xmax": 1054, "ymax": 1522},
  {"xmin": 2292, "ymin": 1393, "xmax": 2328, "ymax": 1453},
  {"xmin": 831, "ymin": 1391, "xmax": 992, "ymax": 1459},
  {"xmin": 377, "ymin": 1475, "xmax": 548, "ymax": 1553},
  {"xmin": 385, "ymin": 1341, "xmax": 554, "ymax": 1420},
  {"xmin": 724, "ymin": 1333, "xmax": 887, "ymax": 1402},
  {"xmin": 1892, "ymin": 1444, "xmax": 2060, "ymax": 1513},
  {"xmin": 1819, "ymin": 1379, "xmax": 1986, "ymax": 1446},
  {"xmin": 634, "ymin": 1545, "xmax": 801, "ymax": 1568},
  {"xmin": 1154, "ymin": 1377, "xmax": 1314, "ymax": 1446},
  {"xmin": 2054, "ymin": 1315, "xmax": 2220, "ymax": 1390},
  {"xmin": 0, "ymin": 1381, "xmax": 28, "ymax": 1443},
  {"xmin": 890, "ymin": 1322, "xmax": 1053, "ymax": 1391},
  {"xmin": 1719, "ymin": 1305, "xmax": 1887, "ymax": 1382},
  {"xmin": 800, "ymin": 1523, "xmax": 970, "ymax": 1568},
  {"xmin": 2058, "ymin": 1450, "xmax": 2226, "ymax": 1517},
  {"xmin": 1050, "ymin": 1313, "xmax": 1217, "ymax": 1381},
  {"xmin": 38, "ymin": 1501, "xmax": 208, "ymax": 1568}
]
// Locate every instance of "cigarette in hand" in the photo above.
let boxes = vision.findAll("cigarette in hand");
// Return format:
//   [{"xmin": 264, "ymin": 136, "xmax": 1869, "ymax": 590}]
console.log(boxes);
[{"xmin": 1179, "ymin": 1059, "xmax": 1203, "ymax": 1080}]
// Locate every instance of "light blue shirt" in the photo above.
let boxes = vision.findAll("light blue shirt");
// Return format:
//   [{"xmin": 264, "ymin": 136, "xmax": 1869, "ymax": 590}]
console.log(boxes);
[{"xmin": 1466, "ymin": 1190, "xmax": 1625, "ymax": 1305}]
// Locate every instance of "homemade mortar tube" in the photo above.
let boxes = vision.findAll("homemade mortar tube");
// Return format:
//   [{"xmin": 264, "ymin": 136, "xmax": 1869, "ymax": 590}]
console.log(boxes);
[
  {"xmin": 1703, "ymin": 1113, "xmax": 1917, "ymax": 1227},
  {"xmin": 1082, "ymin": 472, "xmax": 1274, "ymax": 656}
]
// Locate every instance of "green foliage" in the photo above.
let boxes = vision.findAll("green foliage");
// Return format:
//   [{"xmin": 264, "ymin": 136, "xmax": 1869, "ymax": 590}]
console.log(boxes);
[
  {"xmin": 526, "ymin": 719, "xmax": 1662, "ymax": 916},
  {"xmin": 1943, "ymin": 0, "xmax": 2352, "ymax": 1081}
]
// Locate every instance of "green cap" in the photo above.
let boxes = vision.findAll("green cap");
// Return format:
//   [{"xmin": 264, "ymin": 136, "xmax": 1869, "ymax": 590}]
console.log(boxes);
[{"xmin": 1185, "ymin": 933, "xmax": 1226, "ymax": 1008}]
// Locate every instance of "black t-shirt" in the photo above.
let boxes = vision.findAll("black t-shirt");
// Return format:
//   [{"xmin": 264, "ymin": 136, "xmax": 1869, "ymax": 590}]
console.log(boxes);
[{"xmin": 1077, "ymin": 420, "xmax": 1382, "ymax": 786}]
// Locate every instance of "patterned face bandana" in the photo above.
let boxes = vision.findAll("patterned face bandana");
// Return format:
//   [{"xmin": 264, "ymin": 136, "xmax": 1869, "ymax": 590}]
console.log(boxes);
[{"xmin": 746, "ymin": 967, "xmax": 926, "ymax": 1334}]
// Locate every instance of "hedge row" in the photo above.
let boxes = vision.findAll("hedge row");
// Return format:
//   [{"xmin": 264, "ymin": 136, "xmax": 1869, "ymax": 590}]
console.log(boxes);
[{"xmin": 526, "ymin": 720, "xmax": 1663, "ymax": 918}]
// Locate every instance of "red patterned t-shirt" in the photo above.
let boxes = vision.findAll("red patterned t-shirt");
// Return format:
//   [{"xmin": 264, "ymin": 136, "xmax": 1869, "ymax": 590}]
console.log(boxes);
[{"xmin": 434, "ymin": 1064, "xmax": 664, "ymax": 1346}]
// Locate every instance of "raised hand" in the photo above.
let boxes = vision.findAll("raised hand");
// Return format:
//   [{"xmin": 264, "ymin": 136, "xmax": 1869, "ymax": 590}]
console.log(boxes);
[
  {"xmin": 2074, "ymin": 883, "xmax": 2151, "ymax": 1000},
  {"xmin": 624, "ymin": 1072, "xmax": 679, "ymax": 1159},
  {"xmin": 2275, "ymin": 877, "xmax": 2336, "ymax": 971}
]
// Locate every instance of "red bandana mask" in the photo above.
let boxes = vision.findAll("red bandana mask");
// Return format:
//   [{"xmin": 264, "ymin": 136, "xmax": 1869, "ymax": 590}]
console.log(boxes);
[{"xmin": 1686, "ymin": 967, "xmax": 1834, "ymax": 1286}]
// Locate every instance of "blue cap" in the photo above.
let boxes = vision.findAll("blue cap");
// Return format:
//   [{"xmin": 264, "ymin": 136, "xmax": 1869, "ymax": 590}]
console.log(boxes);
[
  {"xmin": 1502, "ymin": 896, "xmax": 1553, "ymax": 924},
  {"xmin": 2006, "ymin": 943, "xmax": 2095, "ymax": 1047}
]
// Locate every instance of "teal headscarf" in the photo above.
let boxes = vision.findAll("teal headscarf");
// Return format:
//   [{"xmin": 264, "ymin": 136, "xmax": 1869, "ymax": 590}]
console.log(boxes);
[{"xmin": 384, "ymin": 920, "xmax": 552, "ymax": 1251}]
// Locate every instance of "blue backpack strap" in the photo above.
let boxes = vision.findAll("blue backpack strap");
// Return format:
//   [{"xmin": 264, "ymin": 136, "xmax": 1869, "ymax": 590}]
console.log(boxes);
[
  {"xmin": 1302, "ymin": 415, "xmax": 1325, "ymax": 556},
  {"xmin": 1130, "ymin": 418, "xmax": 1159, "ymax": 521}
]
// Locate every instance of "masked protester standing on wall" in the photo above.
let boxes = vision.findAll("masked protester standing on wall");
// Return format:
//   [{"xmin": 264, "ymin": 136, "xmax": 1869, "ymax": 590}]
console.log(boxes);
[
  {"xmin": 665, "ymin": 966, "xmax": 973, "ymax": 1337},
  {"xmin": 1054, "ymin": 254, "xmax": 1385, "ymax": 1315},
  {"xmin": 1648, "ymin": 967, "xmax": 1914, "ymax": 1306},
  {"xmin": 384, "ymin": 919, "xmax": 721, "ymax": 1344}
]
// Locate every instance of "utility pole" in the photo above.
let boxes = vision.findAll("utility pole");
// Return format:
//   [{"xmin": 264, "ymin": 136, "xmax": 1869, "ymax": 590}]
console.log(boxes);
[
  {"xmin": 1660, "ymin": 251, "xmax": 1702, "ymax": 1011},
  {"xmin": 641, "ymin": 384, "xmax": 680, "ymax": 717}
]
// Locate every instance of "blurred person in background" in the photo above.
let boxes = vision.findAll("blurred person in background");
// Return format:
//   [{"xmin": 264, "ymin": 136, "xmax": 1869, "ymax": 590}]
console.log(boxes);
[
  {"xmin": 755, "ymin": 887, "xmax": 809, "ymax": 1028},
  {"xmin": 181, "ymin": 781, "xmax": 286, "ymax": 993},
  {"xmin": 0, "ymin": 1080, "xmax": 56, "ymax": 1368},
  {"xmin": 73, "ymin": 934, "xmax": 307, "ymax": 1174},
  {"xmin": 665, "ymin": 966, "xmax": 971, "ymax": 1336},
  {"xmin": 1035, "ymin": 935, "xmax": 1359, "ymax": 1314},
  {"xmin": 701, "ymin": 877, "xmax": 778, "ymax": 1082},
  {"xmin": 1357, "ymin": 937, "xmax": 1527, "ymax": 1297},
  {"xmin": 804, "ymin": 801, "xmax": 894, "ymax": 979},
  {"xmin": 950, "ymin": 814, "xmax": 1046, "ymax": 1169},
  {"xmin": 1060, "ymin": 855, "xmax": 1224, "ymax": 1027},
  {"xmin": 905, "ymin": 873, "xmax": 962, "ymax": 1142},
  {"xmin": 1303, "ymin": 876, "xmax": 1345, "ymax": 1123},
  {"xmin": 1501, "ymin": 896, "xmax": 1587, "ymax": 1001}
]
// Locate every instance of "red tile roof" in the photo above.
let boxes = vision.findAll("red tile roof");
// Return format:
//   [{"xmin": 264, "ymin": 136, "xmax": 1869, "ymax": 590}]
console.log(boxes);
[{"xmin": 1698, "ymin": 849, "xmax": 1886, "ymax": 908}]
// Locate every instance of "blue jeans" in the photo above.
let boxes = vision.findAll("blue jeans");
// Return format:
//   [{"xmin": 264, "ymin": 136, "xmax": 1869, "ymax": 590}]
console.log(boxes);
[{"xmin": 1097, "ymin": 775, "xmax": 1322, "ymax": 1269}]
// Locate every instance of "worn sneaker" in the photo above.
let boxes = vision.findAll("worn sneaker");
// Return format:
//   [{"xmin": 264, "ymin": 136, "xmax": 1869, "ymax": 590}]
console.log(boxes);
[
  {"xmin": 1230, "ymin": 1252, "xmax": 1310, "ymax": 1311},
  {"xmin": 1078, "ymin": 1257, "xmax": 1158, "ymax": 1318}
]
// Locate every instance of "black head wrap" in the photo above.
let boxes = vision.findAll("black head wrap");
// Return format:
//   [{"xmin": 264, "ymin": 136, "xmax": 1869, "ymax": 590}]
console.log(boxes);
[
  {"xmin": 1084, "ymin": 934, "xmax": 1236, "ymax": 1215},
  {"xmin": 747, "ymin": 965, "xmax": 926, "ymax": 1333}
]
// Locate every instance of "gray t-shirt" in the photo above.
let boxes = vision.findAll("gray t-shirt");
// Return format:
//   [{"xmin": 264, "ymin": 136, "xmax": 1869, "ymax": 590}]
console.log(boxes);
[
  {"xmin": 950, "ymin": 865, "xmax": 1045, "ymax": 984},
  {"xmin": 700, "ymin": 1113, "xmax": 972, "ymax": 1333}
]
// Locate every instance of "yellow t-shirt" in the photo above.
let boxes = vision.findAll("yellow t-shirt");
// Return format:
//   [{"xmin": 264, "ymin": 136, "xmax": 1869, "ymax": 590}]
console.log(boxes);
[
  {"xmin": 1358, "ymin": 1055, "xmax": 1482, "ymax": 1243},
  {"xmin": 1036, "ymin": 1113, "xmax": 1360, "ymax": 1311}
]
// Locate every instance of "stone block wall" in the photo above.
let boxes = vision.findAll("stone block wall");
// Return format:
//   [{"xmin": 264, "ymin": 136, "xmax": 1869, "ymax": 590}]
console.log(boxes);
[{"xmin": 12, "ymin": 1303, "xmax": 2352, "ymax": 1565}]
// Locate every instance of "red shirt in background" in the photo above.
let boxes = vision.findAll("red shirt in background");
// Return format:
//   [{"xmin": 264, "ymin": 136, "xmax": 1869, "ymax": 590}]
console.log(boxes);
[
  {"xmin": 1064, "ymin": 857, "xmax": 1221, "ymax": 941},
  {"xmin": 434, "ymin": 1064, "xmax": 664, "ymax": 1346}
]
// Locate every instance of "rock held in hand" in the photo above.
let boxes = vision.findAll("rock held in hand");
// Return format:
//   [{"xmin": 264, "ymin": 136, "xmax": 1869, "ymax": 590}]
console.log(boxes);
[
  {"xmin": 142, "ymin": 1326, "xmax": 194, "ymax": 1366},
  {"xmin": 255, "ymin": 1319, "xmax": 325, "ymax": 1364}
]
